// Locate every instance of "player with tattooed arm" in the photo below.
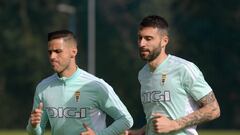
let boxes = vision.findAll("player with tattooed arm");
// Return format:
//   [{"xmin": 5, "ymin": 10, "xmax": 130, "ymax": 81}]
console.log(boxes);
[{"xmin": 125, "ymin": 15, "xmax": 220, "ymax": 135}]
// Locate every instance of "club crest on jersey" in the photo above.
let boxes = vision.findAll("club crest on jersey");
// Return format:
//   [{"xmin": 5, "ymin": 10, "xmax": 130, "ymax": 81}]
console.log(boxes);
[
  {"xmin": 75, "ymin": 91, "xmax": 80, "ymax": 102},
  {"xmin": 161, "ymin": 73, "xmax": 167, "ymax": 86}
]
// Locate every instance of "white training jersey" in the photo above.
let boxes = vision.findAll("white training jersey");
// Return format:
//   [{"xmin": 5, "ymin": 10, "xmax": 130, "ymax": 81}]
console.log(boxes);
[
  {"xmin": 27, "ymin": 67, "xmax": 133, "ymax": 135},
  {"xmin": 138, "ymin": 55, "xmax": 212, "ymax": 135}
]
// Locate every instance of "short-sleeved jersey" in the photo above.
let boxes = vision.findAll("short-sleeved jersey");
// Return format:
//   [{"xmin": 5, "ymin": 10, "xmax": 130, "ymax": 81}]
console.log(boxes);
[
  {"xmin": 27, "ymin": 67, "xmax": 133, "ymax": 135},
  {"xmin": 138, "ymin": 55, "xmax": 212, "ymax": 135}
]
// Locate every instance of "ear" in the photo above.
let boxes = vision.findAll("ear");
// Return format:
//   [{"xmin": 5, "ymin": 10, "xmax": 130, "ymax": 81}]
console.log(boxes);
[
  {"xmin": 161, "ymin": 35, "xmax": 169, "ymax": 48},
  {"xmin": 70, "ymin": 48, "xmax": 78, "ymax": 58}
]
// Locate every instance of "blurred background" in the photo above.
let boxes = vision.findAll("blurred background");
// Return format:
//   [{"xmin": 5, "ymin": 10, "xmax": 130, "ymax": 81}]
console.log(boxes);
[{"xmin": 0, "ymin": 0, "xmax": 239, "ymax": 132}]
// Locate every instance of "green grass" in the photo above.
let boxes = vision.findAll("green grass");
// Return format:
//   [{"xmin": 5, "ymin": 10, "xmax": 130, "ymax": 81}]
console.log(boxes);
[
  {"xmin": 0, "ymin": 130, "xmax": 51, "ymax": 135},
  {"xmin": 198, "ymin": 130, "xmax": 240, "ymax": 135},
  {"xmin": 0, "ymin": 130, "xmax": 239, "ymax": 135}
]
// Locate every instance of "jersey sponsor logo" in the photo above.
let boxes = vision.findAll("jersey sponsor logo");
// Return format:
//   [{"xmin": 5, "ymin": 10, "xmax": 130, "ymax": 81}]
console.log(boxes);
[
  {"xmin": 46, "ymin": 107, "xmax": 87, "ymax": 118},
  {"xmin": 141, "ymin": 90, "xmax": 171, "ymax": 103},
  {"xmin": 161, "ymin": 73, "xmax": 167, "ymax": 86},
  {"xmin": 75, "ymin": 91, "xmax": 80, "ymax": 102}
]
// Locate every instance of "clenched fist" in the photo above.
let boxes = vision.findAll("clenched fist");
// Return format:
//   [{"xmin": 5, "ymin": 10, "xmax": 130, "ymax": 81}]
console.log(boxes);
[{"xmin": 30, "ymin": 102, "xmax": 43, "ymax": 128}]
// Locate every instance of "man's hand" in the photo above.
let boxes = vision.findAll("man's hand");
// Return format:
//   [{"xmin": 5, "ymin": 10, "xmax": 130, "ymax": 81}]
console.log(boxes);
[
  {"xmin": 80, "ymin": 123, "xmax": 96, "ymax": 135},
  {"xmin": 124, "ymin": 126, "xmax": 145, "ymax": 135},
  {"xmin": 30, "ymin": 102, "xmax": 43, "ymax": 128},
  {"xmin": 152, "ymin": 113, "xmax": 179, "ymax": 134},
  {"xmin": 124, "ymin": 130, "xmax": 143, "ymax": 135}
]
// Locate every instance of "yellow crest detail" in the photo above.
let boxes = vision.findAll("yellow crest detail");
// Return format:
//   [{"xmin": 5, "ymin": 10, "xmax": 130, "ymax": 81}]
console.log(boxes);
[
  {"xmin": 161, "ymin": 74, "xmax": 167, "ymax": 85},
  {"xmin": 75, "ymin": 91, "xmax": 80, "ymax": 102}
]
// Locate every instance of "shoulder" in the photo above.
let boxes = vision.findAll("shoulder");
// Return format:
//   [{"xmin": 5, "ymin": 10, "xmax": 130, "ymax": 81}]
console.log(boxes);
[
  {"xmin": 168, "ymin": 55, "xmax": 193, "ymax": 67},
  {"xmin": 138, "ymin": 64, "xmax": 148, "ymax": 78},
  {"xmin": 79, "ymin": 69, "xmax": 113, "ymax": 92},
  {"xmin": 36, "ymin": 74, "xmax": 58, "ymax": 92},
  {"xmin": 169, "ymin": 55, "xmax": 204, "ymax": 82},
  {"xmin": 169, "ymin": 55, "xmax": 200, "ymax": 72},
  {"xmin": 78, "ymin": 69, "xmax": 101, "ymax": 82}
]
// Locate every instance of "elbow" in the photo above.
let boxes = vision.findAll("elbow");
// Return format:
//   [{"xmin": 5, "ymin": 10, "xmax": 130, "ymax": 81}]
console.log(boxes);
[
  {"xmin": 123, "ymin": 113, "xmax": 134, "ymax": 129},
  {"xmin": 208, "ymin": 100, "xmax": 221, "ymax": 121},
  {"xmin": 215, "ymin": 106, "xmax": 221, "ymax": 119},
  {"xmin": 211, "ymin": 105, "xmax": 221, "ymax": 120},
  {"xmin": 127, "ymin": 115, "xmax": 134, "ymax": 129}
]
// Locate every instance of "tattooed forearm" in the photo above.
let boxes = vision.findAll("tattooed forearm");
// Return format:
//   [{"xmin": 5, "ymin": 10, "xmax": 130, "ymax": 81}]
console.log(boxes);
[{"xmin": 175, "ymin": 91, "xmax": 220, "ymax": 129}]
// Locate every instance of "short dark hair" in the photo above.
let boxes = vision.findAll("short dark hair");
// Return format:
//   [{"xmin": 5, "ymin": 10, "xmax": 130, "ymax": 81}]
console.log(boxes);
[
  {"xmin": 139, "ymin": 15, "xmax": 169, "ymax": 35},
  {"xmin": 48, "ymin": 29, "xmax": 76, "ymax": 42}
]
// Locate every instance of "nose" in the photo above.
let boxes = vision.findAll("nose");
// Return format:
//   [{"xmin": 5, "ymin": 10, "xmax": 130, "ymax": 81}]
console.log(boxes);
[
  {"xmin": 49, "ymin": 52, "xmax": 56, "ymax": 61},
  {"xmin": 138, "ymin": 38, "xmax": 146, "ymax": 48}
]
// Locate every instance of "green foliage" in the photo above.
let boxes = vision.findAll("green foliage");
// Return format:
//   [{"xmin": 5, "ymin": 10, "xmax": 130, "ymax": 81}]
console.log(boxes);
[
  {"xmin": 0, "ymin": 0, "xmax": 239, "ymax": 130},
  {"xmin": 0, "ymin": 0, "xmax": 74, "ymax": 128},
  {"xmin": 170, "ymin": 0, "xmax": 240, "ymax": 129}
]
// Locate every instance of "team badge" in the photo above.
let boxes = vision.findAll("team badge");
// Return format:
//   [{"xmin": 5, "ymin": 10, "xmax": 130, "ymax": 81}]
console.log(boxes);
[
  {"xmin": 75, "ymin": 91, "xmax": 80, "ymax": 102},
  {"xmin": 161, "ymin": 73, "xmax": 167, "ymax": 86}
]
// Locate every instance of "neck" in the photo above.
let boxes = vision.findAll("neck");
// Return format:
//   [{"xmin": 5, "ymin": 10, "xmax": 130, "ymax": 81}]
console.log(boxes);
[
  {"xmin": 148, "ymin": 52, "xmax": 168, "ymax": 72},
  {"xmin": 58, "ymin": 61, "xmax": 78, "ymax": 78}
]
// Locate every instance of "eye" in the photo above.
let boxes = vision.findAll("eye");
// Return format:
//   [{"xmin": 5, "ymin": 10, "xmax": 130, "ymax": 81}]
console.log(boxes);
[
  {"xmin": 55, "ymin": 49, "xmax": 63, "ymax": 53},
  {"xmin": 138, "ymin": 36, "xmax": 142, "ymax": 41},
  {"xmin": 48, "ymin": 51, "xmax": 52, "ymax": 55},
  {"xmin": 145, "ymin": 36, "xmax": 153, "ymax": 41}
]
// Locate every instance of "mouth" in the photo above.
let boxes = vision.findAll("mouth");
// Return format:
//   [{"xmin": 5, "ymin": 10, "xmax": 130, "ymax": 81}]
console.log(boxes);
[
  {"xmin": 51, "ymin": 61, "xmax": 59, "ymax": 67},
  {"xmin": 140, "ymin": 49, "xmax": 149, "ymax": 55}
]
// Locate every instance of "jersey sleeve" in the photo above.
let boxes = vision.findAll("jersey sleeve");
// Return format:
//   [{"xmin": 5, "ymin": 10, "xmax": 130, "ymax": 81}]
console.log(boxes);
[
  {"xmin": 26, "ymin": 84, "xmax": 49, "ymax": 135},
  {"xmin": 182, "ymin": 62, "xmax": 212, "ymax": 101},
  {"xmin": 95, "ymin": 80, "xmax": 133, "ymax": 135}
]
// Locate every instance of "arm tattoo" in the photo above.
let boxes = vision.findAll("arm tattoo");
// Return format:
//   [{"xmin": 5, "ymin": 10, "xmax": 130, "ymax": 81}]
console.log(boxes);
[
  {"xmin": 176, "ymin": 91, "xmax": 220, "ymax": 129},
  {"xmin": 198, "ymin": 91, "xmax": 216, "ymax": 107}
]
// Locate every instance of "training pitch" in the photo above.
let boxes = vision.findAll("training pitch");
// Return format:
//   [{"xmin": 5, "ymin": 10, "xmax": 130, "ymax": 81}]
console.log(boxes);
[{"xmin": 0, "ymin": 130, "xmax": 239, "ymax": 135}]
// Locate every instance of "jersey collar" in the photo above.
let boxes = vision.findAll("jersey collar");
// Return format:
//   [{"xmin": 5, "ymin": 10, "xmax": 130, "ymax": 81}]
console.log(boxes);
[{"xmin": 57, "ymin": 67, "xmax": 81, "ymax": 82}]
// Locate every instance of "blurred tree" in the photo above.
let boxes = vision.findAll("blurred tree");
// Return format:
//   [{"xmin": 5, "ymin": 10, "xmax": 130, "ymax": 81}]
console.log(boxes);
[
  {"xmin": 171, "ymin": 0, "xmax": 240, "ymax": 129},
  {"xmin": 0, "ymin": 0, "xmax": 76, "ymax": 128},
  {"xmin": 95, "ymin": 0, "xmax": 142, "ymax": 127},
  {"xmin": 0, "ymin": 0, "xmax": 239, "ymax": 130}
]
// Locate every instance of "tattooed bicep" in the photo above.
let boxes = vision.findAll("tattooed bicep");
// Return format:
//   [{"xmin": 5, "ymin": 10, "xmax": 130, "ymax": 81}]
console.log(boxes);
[{"xmin": 198, "ymin": 91, "xmax": 216, "ymax": 107}]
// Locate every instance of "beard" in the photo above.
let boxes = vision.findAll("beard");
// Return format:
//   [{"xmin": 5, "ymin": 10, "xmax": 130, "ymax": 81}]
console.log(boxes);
[{"xmin": 139, "ymin": 47, "xmax": 161, "ymax": 62}]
